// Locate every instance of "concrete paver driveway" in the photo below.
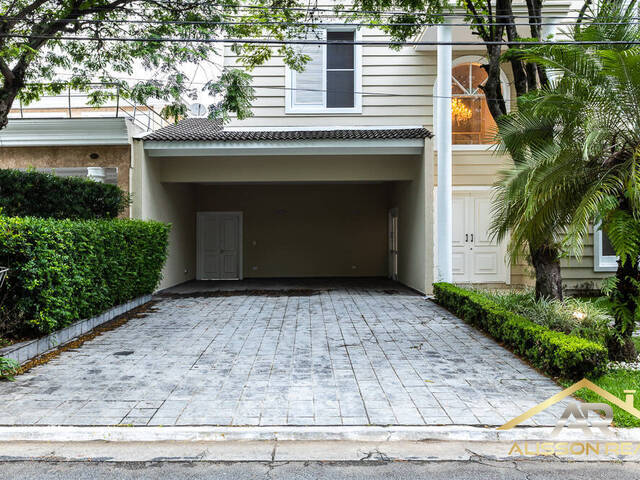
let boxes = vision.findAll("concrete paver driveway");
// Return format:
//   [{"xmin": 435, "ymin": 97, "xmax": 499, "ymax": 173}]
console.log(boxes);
[{"xmin": 0, "ymin": 279, "xmax": 566, "ymax": 426}]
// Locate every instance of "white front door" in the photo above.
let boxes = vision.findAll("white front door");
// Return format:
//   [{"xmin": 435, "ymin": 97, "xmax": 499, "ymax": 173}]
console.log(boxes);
[
  {"xmin": 452, "ymin": 191, "xmax": 507, "ymax": 283},
  {"xmin": 197, "ymin": 212, "xmax": 242, "ymax": 280}
]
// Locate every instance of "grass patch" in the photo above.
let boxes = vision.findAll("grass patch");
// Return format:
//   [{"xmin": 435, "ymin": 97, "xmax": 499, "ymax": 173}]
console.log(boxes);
[{"xmin": 562, "ymin": 370, "xmax": 640, "ymax": 428}]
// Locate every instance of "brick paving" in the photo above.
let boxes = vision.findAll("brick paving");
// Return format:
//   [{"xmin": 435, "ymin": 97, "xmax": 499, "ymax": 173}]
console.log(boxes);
[{"xmin": 0, "ymin": 280, "xmax": 567, "ymax": 426}]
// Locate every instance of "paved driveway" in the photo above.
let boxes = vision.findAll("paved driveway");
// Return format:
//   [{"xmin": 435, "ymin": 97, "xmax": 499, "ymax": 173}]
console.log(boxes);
[{"xmin": 0, "ymin": 280, "xmax": 566, "ymax": 426}]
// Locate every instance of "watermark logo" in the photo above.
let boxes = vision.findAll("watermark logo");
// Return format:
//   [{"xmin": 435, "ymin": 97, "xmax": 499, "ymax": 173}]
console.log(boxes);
[{"xmin": 499, "ymin": 379, "xmax": 640, "ymax": 457}]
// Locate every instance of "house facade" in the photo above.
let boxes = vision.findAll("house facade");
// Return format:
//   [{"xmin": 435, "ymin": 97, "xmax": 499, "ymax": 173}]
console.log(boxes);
[{"xmin": 0, "ymin": 3, "xmax": 613, "ymax": 294}]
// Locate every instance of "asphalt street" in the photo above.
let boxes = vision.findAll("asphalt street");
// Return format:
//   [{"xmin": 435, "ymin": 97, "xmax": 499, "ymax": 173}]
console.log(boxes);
[{"xmin": 0, "ymin": 461, "xmax": 638, "ymax": 480}]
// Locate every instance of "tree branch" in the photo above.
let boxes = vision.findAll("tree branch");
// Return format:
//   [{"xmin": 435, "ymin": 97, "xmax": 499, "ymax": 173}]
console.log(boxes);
[
  {"xmin": 463, "ymin": 0, "xmax": 489, "ymax": 40},
  {"xmin": 0, "ymin": 57, "xmax": 14, "ymax": 83}
]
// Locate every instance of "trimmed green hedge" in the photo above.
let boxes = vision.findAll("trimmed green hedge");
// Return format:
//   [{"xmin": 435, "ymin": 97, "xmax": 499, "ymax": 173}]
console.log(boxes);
[
  {"xmin": 0, "ymin": 169, "xmax": 129, "ymax": 219},
  {"xmin": 433, "ymin": 283, "xmax": 607, "ymax": 380},
  {"xmin": 0, "ymin": 216, "xmax": 169, "ymax": 336}
]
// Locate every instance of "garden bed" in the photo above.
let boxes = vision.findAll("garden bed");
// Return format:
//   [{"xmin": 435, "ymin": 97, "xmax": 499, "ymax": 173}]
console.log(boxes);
[
  {"xmin": 433, "ymin": 283, "xmax": 607, "ymax": 380},
  {"xmin": 433, "ymin": 283, "xmax": 640, "ymax": 428}
]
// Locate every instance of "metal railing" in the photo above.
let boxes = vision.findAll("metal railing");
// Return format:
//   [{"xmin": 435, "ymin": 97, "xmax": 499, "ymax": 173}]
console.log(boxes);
[{"xmin": 9, "ymin": 82, "xmax": 171, "ymax": 131}]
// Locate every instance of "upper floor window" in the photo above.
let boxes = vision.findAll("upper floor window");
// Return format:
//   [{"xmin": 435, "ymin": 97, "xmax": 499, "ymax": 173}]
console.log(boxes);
[
  {"xmin": 286, "ymin": 29, "xmax": 362, "ymax": 114},
  {"xmin": 451, "ymin": 62, "xmax": 500, "ymax": 145}
]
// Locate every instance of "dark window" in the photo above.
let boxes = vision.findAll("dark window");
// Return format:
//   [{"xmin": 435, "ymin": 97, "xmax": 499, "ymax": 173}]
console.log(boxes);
[
  {"xmin": 602, "ymin": 231, "xmax": 616, "ymax": 257},
  {"xmin": 326, "ymin": 31, "xmax": 355, "ymax": 108}
]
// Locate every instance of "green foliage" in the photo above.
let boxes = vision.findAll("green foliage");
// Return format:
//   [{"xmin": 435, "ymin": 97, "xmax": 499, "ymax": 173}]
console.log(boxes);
[
  {"xmin": 0, "ymin": 357, "xmax": 19, "ymax": 381},
  {"xmin": 561, "ymin": 369, "xmax": 640, "ymax": 428},
  {"xmin": 0, "ymin": 216, "xmax": 169, "ymax": 336},
  {"xmin": 0, "ymin": 0, "xmax": 324, "ymax": 123},
  {"xmin": 0, "ymin": 169, "xmax": 129, "ymax": 220},
  {"xmin": 433, "ymin": 283, "xmax": 608, "ymax": 380},
  {"xmin": 339, "ymin": 0, "xmax": 446, "ymax": 45},
  {"xmin": 490, "ymin": 0, "xmax": 640, "ymax": 260},
  {"xmin": 603, "ymin": 207, "xmax": 640, "ymax": 267},
  {"xmin": 485, "ymin": 290, "xmax": 612, "ymax": 344},
  {"xmin": 206, "ymin": 69, "xmax": 256, "ymax": 123}
]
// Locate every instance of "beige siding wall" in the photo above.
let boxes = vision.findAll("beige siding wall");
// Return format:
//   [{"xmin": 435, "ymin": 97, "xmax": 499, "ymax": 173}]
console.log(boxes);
[
  {"xmin": 434, "ymin": 150, "xmax": 511, "ymax": 187},
  {"xmin": 196, "ymin": 183, "xmax": 390, "ymax": 278},
  {"xmin": 561, "ymin": 232, "xmax": 611, "ymax": 292},
  {"xmin": 224, "ymin": 30, "xmax": 435, "ymax": 128}
]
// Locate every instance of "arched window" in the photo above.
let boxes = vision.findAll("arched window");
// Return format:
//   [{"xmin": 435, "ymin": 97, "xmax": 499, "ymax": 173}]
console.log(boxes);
[{"xmin": 450, "ymin": 61, "xmax": 502, "ymax": 145}]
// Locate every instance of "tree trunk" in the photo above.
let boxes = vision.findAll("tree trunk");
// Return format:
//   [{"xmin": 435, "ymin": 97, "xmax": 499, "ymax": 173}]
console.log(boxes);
[
  {"xmin": 607, "ymin": 255, "xmax": 640, "ymax": 361},
  {"xmin": 481, "ymin": 46, "xmax": 508, "ymax": 120},
  {"xmin": 0, "ymin": 85, "xmax": 20, "ymax": 129},
  {"xmin": 530, "ymin": 243, "xmax": 563, "ymax": 300}
]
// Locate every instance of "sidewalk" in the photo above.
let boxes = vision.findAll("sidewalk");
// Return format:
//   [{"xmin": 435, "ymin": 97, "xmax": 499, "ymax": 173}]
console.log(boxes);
[{"xmin": 2, "ymin": 425, "xmax": 640, "ymax": 462}]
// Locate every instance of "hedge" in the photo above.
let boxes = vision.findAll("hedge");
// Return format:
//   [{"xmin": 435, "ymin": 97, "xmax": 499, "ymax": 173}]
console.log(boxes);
[
  {"xmin": 0, "ymin": 216, "xmax": 169, "ymax": 336},
  {"xmin": 433, "ymin": 283, "xmax": 607, "ymax": 380},
  {"xmin": 0, "ymin": 169, "xmax": 129, "ymax": 219}
]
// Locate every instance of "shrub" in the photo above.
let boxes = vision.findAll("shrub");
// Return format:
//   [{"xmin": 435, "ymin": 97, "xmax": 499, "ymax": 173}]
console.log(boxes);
[
  {"xmin": 0, "ymin": 357, "xmax": 19, "ymax": 381},
  {"xmin": 0, "ymin": 216, "xmax": 169, "ymax": 336},
  {"xmin": 0, "ymin": 169, "xmax": 129, "ymax": 219},
  {"xmin": 484, "ymin": 290, "xmax": 612, "ymax": 344},
  {"xmin": 433, "ymin": 283, "xmax": 608, "ymax": 380}
]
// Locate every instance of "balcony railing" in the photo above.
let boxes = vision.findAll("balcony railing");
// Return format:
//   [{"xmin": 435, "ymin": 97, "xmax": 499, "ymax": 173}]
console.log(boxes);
[{"xmin": 9, "ymin": 83, "xmax": 170, "ymax": 132}]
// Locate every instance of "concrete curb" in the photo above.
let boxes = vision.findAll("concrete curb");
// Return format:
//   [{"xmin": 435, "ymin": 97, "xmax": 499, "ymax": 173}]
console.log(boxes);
[
  {"xmin": 4, "ymin": 425, "xmax": 640, "ymax": 442},
  {"xmin": 2, "ymin": 426, "xmax": 640, "ymax": 462},
  {"xmin": 0, "ymin": 295, "xmax": 152, "ymax": 365}
]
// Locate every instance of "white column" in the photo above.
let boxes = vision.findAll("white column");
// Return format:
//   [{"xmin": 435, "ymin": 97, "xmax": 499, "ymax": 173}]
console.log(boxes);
[{"xmin": 436, "ymin": 20, "xmax": 453, "ymax": 282}]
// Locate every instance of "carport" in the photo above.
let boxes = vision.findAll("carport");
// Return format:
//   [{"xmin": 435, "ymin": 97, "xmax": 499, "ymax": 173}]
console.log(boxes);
[{"xmin": 131, "ymin": 119, "xmax": 434, "ymax": 293}]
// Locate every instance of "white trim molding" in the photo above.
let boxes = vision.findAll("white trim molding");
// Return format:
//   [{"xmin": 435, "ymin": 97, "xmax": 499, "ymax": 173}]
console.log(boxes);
[
  {"xmin": 594, "ymin": 224, "xmax": 618, "ymax": 272},
  {"xmin": 452, "ymin": 185, "xmax": 494, "ymax": 192},
  {"xmin": 144, "ymin": 138, "xmax": 425, "ymax": 157}
]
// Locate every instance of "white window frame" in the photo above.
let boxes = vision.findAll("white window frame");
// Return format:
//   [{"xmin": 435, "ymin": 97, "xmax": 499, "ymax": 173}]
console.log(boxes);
[
  {"xmin": 285, "ymin": 26, "xmax": 362, "ymax": 114},
  {"xmin": 594, "ymin": 223, "xmax": 618, "ymax": 272},
  {"xmin": 434, "ymin": 55, "xmax": 511, "ymax": 151}
]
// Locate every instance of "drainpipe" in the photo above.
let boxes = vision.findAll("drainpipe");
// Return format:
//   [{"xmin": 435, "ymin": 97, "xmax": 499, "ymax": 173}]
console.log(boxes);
[{"xmin": 436, "ymin": 18, "xmax": 453, "ymax": 283}]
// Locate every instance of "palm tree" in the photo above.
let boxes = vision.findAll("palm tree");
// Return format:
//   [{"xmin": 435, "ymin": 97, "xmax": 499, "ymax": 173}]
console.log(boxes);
[
  {"xmin": 490, "ymin": 0, "xmax": 640, "ymax": 360},
  {"xmin": 490, "ymin": 101, "xmax": 564, "ymax": 300}
]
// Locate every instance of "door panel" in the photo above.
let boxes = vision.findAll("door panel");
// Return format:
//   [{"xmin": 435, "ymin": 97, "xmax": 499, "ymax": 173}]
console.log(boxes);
[
  {"xmin": 202, "ymin": 216, "xmax": 221, "ymax": 280},
  {"xmin": 452, "ymin": 192, "xmax": 507, "ymax": 284},
  {"xmin": 452, "ymin": 196, "xmax": 469, "ymax": 281},
  {"xmin": 473, "ymin": 197, "xmax": 496, "ymax": 246},
  {"xmin": 473, "ymin": 252, "xmax": 499, "ymax": 275},
  {"xmin": 198, "ymin": 213, "xmax": 241, "ymax": 280},
  {"xmin": 470, "ymin": 194, "xmax": 505, "ymax": 282}
]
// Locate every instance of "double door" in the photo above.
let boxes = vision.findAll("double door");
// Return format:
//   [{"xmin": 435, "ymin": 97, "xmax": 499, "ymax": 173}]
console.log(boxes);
[
  {"xmin": 197, "ymin": 212, "xmax": 242, "ymax": 280},
  {"xmin": 452, "ymin": 191, "xmax": 507, "ymax": 283}
]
